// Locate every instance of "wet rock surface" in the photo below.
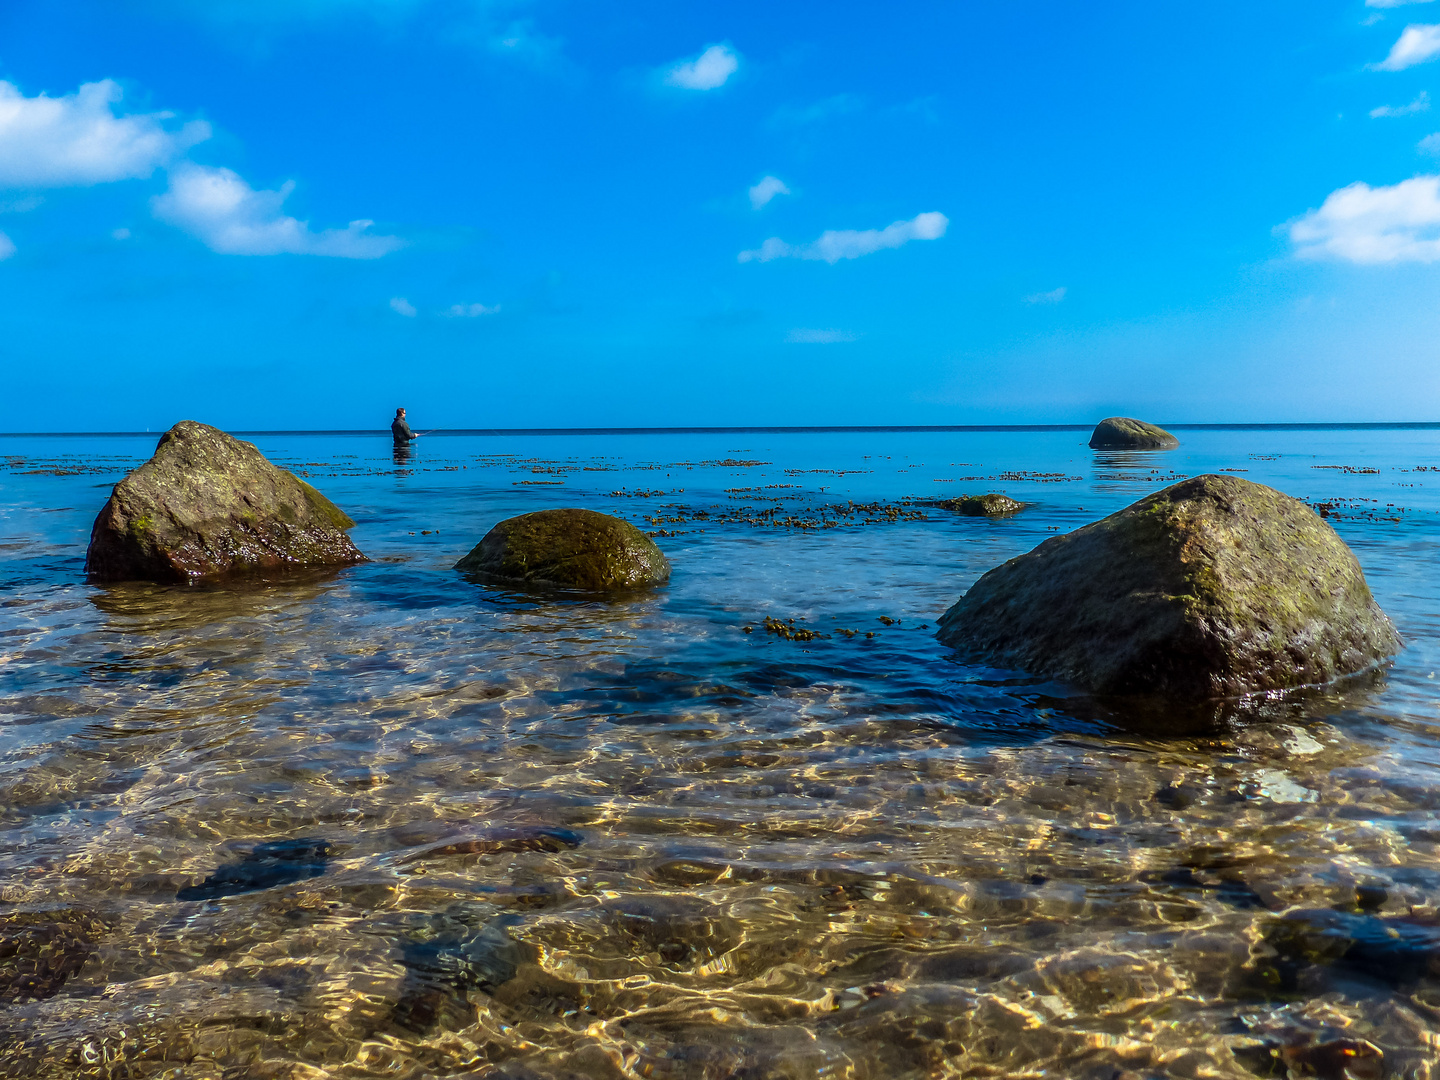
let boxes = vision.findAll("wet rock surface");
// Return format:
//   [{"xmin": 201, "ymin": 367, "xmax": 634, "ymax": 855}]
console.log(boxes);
[
  {"xmin": 1089, "ymin": 416, "xmax": 1180, "ymax": 450},
  {"xmin": 85, "ymin": 421, "xmax": 365, "ymax": 583},
  {"xmin": 455, "ymin": 508, "xmax": 670, "ymax": 591},
  {"xmin": 929, "ymin": 493, "xmax": 1026, "ymax": 516},
  {"xmin": 937, "ymin": 474, "xmax": 1399, "ymax": 696}
]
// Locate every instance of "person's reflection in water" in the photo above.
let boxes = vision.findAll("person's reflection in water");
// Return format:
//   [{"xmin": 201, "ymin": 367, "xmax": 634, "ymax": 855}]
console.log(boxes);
[{"xmin": 393, "ymin": 441, "xmax": 414, "ymax": 468}]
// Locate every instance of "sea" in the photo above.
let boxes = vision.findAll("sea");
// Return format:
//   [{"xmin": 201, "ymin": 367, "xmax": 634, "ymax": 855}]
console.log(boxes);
[{"xmin": 2, "ymin": 425, "xmax": 1440, "ymax": 1079}]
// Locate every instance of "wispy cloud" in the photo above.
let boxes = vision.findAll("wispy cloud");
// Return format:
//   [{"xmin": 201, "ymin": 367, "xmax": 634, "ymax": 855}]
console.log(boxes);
[
  {"xmin": 1422, "ymin": 132, "xmax": 1440, "ymax": 153},
  {"xmin": 740, "ymin": 211, "xmax": 948, "ymax": 264},
  {"xmin": 153, "ymin": 164, "xmax": 403, "ymax": 257},
  {"xmin": 1024, "ymin": 287, "xmax": 1067, "ymax": 304},
  {"xmin": 1372, "ymin": 90, "xmax": 1432, "ymax": 116},
  {"xmin": 1368, "ymin": 0, "xmax": 1436, "ymax": 7},
  {"xmin": 786, "ymin": 328, "xmax": 857, "ymax": 343},
  {"xmin": 748, "ymin": 175, "xmax": 790, "ymax": 210},
  {"xmin": 390, "ymin": 297, "xmax": 417, "ymax": 316},
  {"xmin": 663, "ymin": 44, "xmax": 739, "ymax": 90},
  {"xmin": 768, "ymin": 94, "xmax": 864, "ymax": 129},
  {"xmin": 0, "ymin": 231, "xmax": 14, "ymax": 260},
  {"xmin": 1289, "ymin": 175, "xmax": 1440, "ymax": 262},
  {"xmin": 0, "ymin": 79, "xmax": 209, "ymax": 188},
  {"xmin": 1375, "ymin": 24, "xmax": 1440, "ymax": 70},
  {"xmin": 445, "ymin": 302, "xmax": 499, "ymax": 317}
]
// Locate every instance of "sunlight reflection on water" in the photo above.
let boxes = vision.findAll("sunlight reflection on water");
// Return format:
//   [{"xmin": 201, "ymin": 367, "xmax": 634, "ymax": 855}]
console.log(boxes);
[{"xmin": 1, "ymin": 428, "xmax": 1440, "ymax": 1077}]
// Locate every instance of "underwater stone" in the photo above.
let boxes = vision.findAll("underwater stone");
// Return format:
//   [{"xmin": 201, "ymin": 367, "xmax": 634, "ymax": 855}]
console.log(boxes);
[
  {"xmin": 85, "ymin": 421, "xmax": 365, "ymax": 583},
  {"xmin": 933, "ymin": 494, "xmax": 1025, "ymax": 517},
  {"xmin": 0, "ymin": 909, "xmax": 108, "ymax": 1003},
  {"xmin": 1088, "ymin": 416, "xmax": 1180, "ymax": 450},
  {"xmin": 177, "ymin": 837, "xmax": 335, "ymax": 901},
  {"xmin": 936, "ymin": 474, "xmax": 1399, "ymax": 697},
  {"xmin": 455, "ymin": 508, "xmax": 670, "ymax": 591}
]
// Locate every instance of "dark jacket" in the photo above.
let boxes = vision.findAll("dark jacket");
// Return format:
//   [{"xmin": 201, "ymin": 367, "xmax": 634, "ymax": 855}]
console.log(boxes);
[{"xmin": 392, "ymin": 416, "xmax": 416, "ymax": 443}]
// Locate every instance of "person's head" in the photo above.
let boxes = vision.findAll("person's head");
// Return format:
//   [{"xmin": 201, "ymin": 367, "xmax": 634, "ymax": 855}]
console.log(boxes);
[{"xmin": 396, "ymin": 407, "xmax": 406, "ymax": 417}]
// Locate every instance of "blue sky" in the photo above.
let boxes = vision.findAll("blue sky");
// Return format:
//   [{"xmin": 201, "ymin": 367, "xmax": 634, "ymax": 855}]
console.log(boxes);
[{"xmin": 4, "ymin": 0, "xmax": 1440, "ymax": 430}]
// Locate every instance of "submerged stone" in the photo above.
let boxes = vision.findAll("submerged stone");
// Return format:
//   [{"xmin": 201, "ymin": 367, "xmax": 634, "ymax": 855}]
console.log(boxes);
[
  {"xmin": 0, "ymin": 909, "xmax": 108, "ymax": 1003},
  {"xmin": 1259, "ymin": 906, "xmax": 1440, "ymax": 990},
  {"xmin": 85, "ymin": 420, "xmax": 365, "ymax": 583},
  {"xmin": 455, "ymin": 508, "xmax": 670, "ymax": 591},
  {"xmin": 177, "ymin": 837, "xmax": 335, "ymax": 901},
  {"xmin": 936, "ymin": 474, "xmax": 1399, "ymax": 697},
  {"xmin": 932, "ymin": 494, "xmax": 1025, "ymax": 517},
  {"xmin": 1088, "ymin": 416, "xmax": 1180, "ymax": 450}
]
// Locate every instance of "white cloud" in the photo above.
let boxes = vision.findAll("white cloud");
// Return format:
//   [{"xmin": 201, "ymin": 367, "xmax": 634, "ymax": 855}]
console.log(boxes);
[
  {"xmin": 1024, "ymin": 287, "xmax": 1067, "ymax": 304},
  {"xmin": 1375, "ymin": 24, "xmax": 1440, "ymax": 70},
  {"xmin": 445, "ymin": 302, "xmax": 499, "ymax": 317},
  {"xmin": 0, "ymin": 79, "xmax": 208, "ymax": 188},
  {"xmin": 390, "ymin": 297, "xmax": 417, "ymax": 316},
  {"xmin": 786, "ymin": 328, "xmax": 857, "ymax": 343},
  {"xmin": 663, "ymin": 44, "xmax": 739, "ymax": 90},
  {"xmin": 1372, "ymin": 90, "xmax": 1431, "ymax": 116},
  {"xmin": 1421, "ymin": 132, "xmax": 1440, "ymax": 153},
  {"xmin": 739, "ymin": 211, "xmax": 948, "ymax": 264},
  {"xmin": 748, "ymin": 175, "xmax": 790, "ymax": 210},
  {"xmin": 0, "ymin": 231, "xmax": 14, "ymax": 260},
  {"xmin": 152, "ymin": 164, "xmax": 402, "ymax": 257},
  {"xmin": 768, "ymin": 93, "xmax": 864, "ymax": 128},
  {"xmin": 1368, "ymin": 0, "xmax": 1435, "ymax": 7},
  {"xmin": 1290, "ymin": 175, "xmax": 1440, "ymax": 262},
  {"xmin": 0, "ymin": 195, "xmax": 42, "ymax": 213}
]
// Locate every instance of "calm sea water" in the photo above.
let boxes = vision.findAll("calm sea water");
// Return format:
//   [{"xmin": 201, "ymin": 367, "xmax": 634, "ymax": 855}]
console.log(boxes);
[{"xmin": 3, "ymin": 426, "xmax": 1440, "ymax": 1078}]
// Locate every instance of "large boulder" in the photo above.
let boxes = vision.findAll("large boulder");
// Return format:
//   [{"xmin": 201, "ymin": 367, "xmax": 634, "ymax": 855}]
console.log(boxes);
[
  {"xmin": 85, "ymin": 421, "xmax": 365, "ymax": 583},
  {"xmin": 1089, "ymin": 416, "xmax": 1179, "ymax": 450},
  {"xmin": 936, "ymin": 475, "xmax": 1398, "ymax": 697},
  {"xmin": 455, "ymin": 508, "xmax": 670, "ymax": 591}
]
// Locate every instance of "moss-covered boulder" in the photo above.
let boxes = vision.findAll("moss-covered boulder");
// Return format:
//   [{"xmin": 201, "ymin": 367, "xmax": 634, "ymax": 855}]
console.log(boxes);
[
  {"xmin": 455, "ymin": 509, "xmax": 670, "ymax": 591},
  {"xmin": 937, "ymin": 474, "xmax": 1398, "ymax": 697},
  {"xmin": 933, "ymin": 494, "xmax": 1025, "ymax": 517},
  {"xmin": 1089, "ymin": 417, "xmax": 1179, "ymax": 450},
  {"xmin": 85, "ymin": 421, "xmax": 365, "ymax": 583}
]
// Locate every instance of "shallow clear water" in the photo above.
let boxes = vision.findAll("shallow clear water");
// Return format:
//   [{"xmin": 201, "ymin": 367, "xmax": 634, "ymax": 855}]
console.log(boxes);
[{"xmin": 3, "ymin": 427, "xmax": 1440, "ymax": 1078}]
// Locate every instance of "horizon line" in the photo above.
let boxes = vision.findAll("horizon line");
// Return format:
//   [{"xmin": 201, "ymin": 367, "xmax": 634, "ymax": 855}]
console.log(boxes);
[{"xmin": 3, "ymin": 422, "xmax": 1440, "ymax": 437}]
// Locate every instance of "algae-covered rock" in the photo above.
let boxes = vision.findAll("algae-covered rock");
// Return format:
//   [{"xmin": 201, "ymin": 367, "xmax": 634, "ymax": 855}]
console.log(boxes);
[
  {"xmin": 933, "ymin": 494, "xmax": 1025, "ymax": 517},
  {"xmin": 85, "ymin": 421, "xmax": 365, "ymax": 583},
  {"xmin": 1088, "ymin": 417, "xmax": 1179, "ymax": 450},
  {"xmin": 937, "ymin": 474, "xmax": 1398, "ymax": 697},
  {"xmin": 455, "ymin": 508, "xmax": 670, "ymax": 591}
]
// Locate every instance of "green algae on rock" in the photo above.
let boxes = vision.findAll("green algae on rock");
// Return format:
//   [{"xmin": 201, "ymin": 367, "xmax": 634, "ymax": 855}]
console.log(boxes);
[
  {"xmin": 1088, "ymin": 416, "xmax": 1180, "ymax": 450},
  {"xmin": 455, "ymin": 508, "xmax": 670, "ymax": 591},
  {"xmin": 932, "ymin": 494, "xmax": 1026, "ymax": 517},
  {"xmin": 85, "ymin": 421, "xmax": 365, "ymax": 583},
  {"xmin": 936, "ymin": 474, "xmax": 1399, "ymax": 697}
]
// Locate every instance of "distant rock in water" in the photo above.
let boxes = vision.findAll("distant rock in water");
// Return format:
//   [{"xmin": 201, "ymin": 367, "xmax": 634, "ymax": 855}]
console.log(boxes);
[
  {"xmin": 936, "ymin": 474, "xmax": 1399, "ymax": 697},
  {"xmin": 85, "ymin": 421, "xmax": 365, "ymax": 583},
  {"xmin": 455, "ymin": 508, "xmax": 670, "ymax": 591},
  {"xmin": 931, "ymin": 494, "xmax": 1025, "ymax": 517},
  {"xmin": 1088, "ymin": 416, "xmax": 1179, "ymax": 450}
]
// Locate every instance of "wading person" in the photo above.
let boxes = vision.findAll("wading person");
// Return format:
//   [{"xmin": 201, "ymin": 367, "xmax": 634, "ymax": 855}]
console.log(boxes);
[{"xmin": 392, "ymin": 407, "xmax": 419, "ymax": 445}]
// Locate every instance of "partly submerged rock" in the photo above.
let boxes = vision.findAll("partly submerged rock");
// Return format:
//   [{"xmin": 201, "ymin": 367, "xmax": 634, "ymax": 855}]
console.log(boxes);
[
  {"xmin": 1088, "ymin": 416, "xmax": 1179, "ymax": 450},
  {"xmin": 932, "ymin": 494, "xmax": 1025, "ymax": 517},
  {"xmin": 85, "ymin": 421, "xmax": 365, "ymax": 583},
  {"xmin": 937, "ymin": 474, "xmax": 1398, "ymax": 697},
  {"xmin": 455, "ymin": 508, "xmax": 670, "ymax": 591}
]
